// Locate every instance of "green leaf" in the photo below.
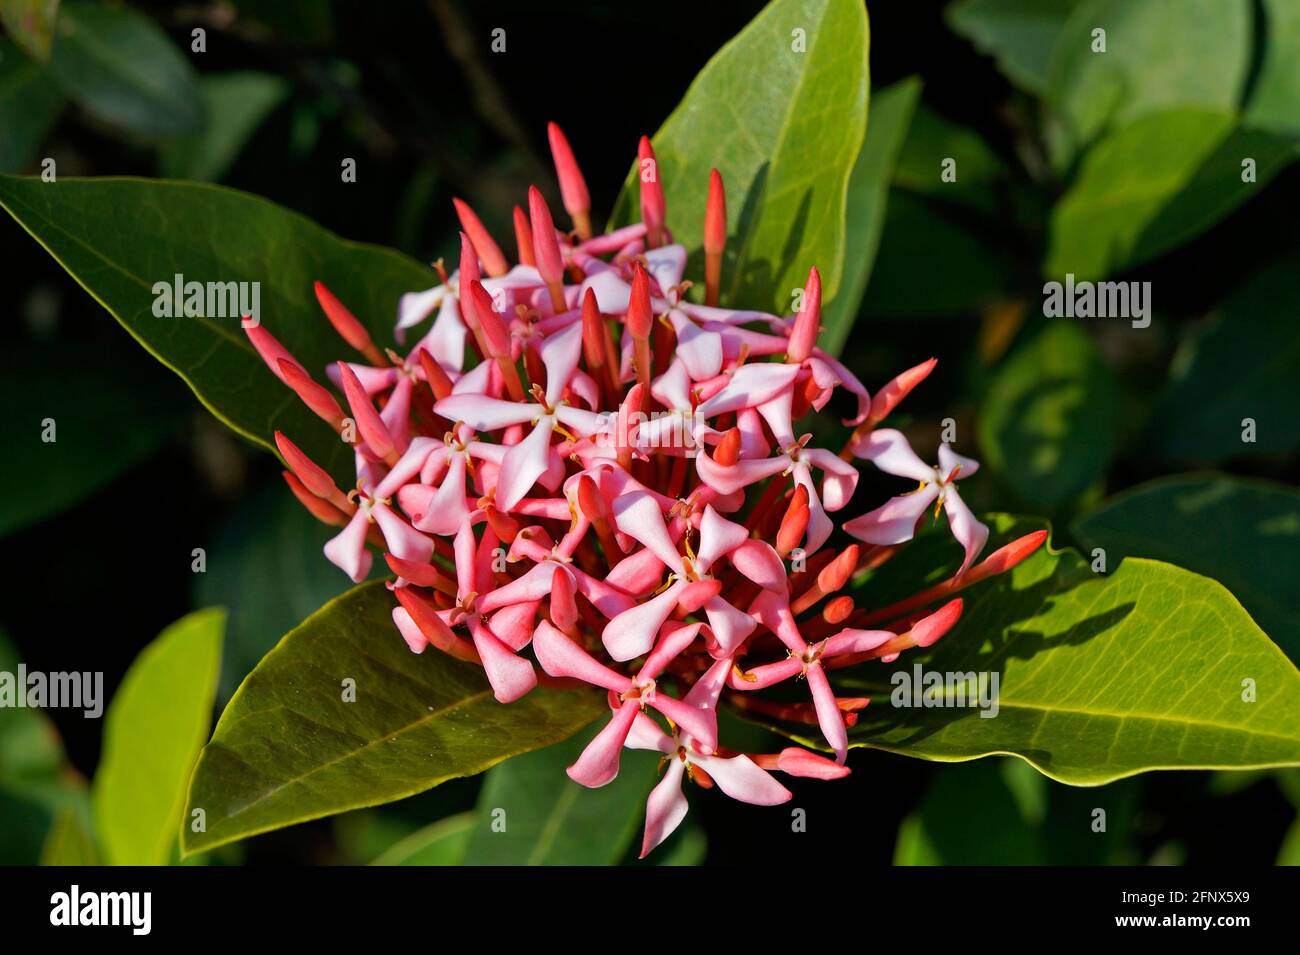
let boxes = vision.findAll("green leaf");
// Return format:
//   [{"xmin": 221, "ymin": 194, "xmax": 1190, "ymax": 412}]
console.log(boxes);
[
  {"xmin": 612, "ymin": 0, "xmax": 869, "ymax": 315},
  {"xmin": 182, "ymin": 581, "xmax": 604, "ymax": 855},
  {"xmin": 1045, "ymin": 0, "xmax": 1250, "ymax": 158},
  {"xmin": 894, "ymin": 760, "xmax": 1043, "ymax": 864},
  {"xmin": 370, "ymin": 811, "xmax": 475, "ymax": 866},
  {"xmin": 195, "ymin": 482, "xmax": 371, "ymax": 703},
  {"xmin": 93, "ymin": 609, "xmax": 224, "ymax": 866},
  {"xmin": 159, "ymin": 72, "xmax": 290, "ymax": 183},
  {"xmin": 1074, "ymin": 475, "xmax": 1300, "ymax": 665},
  {"xmin": 946, "ymin": 0, "xmax": 1081, "ymax": 95},
  {"xmin": 1148, "ymin": 260, "xmax": 1300, "ymax": 462},
  {"xmin": 819, "ymin": 76, "xmax": 920, "ymax": 355},
  {"xmin": 1046, "ymin": 109, "xmax": 1299, "ymax": 280},
  {"xmin": 461, "ymin": 726, "xmax": 656, "ymax": 865},
  {"xmin": 761, "ymin": 515, "xmax": 1300, "ymax": 784},
  {"xmin": 978, "ymin": 322, "xmax": 1120, "ymax": 513},
  {"xmin": 40, "ymin": 806, "xmax": 100, "ymax": 865},
  {"xmin": 0, "ymin": 39, "xmax": 63, "ymax": 171},
  {"xmin": 1247, "ymin": 0, "xmax": 1300, "ymax": 136},
  {"xmin": 46, "ymin": 1, "xmax": 202, "ymax": 137},
  {"xmin": 0, "ymin": 628, "xmax": 89, "ymax": 864},
  {"xmin": 0, "ymin": 0, "xmax": 59, "ymax": 62},
  {"xmin": 2, "ymin": 340, "xmax": 186, "ymax": 539},
  {"xmin": 0, "ymin": 174, "xmax": 436, "ymax": 484}
]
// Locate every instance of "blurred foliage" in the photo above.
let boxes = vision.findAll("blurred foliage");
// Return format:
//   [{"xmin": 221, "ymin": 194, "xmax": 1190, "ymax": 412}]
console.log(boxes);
[{"xmin": 1, "ymin": 0, "xmax": 1298, "ymax": 866}]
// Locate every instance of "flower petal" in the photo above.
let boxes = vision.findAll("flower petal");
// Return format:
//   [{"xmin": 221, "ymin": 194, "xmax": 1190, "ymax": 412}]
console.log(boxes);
[
  {"xmin": 942, "ymin": 485, "xmax": 989, "ymax": 576},
  {"xmin": 532, "ymin": 620, "xmax": 630, "ymax": 693},
  {"xmin": 694, "ymin": 753, "xmax": 790, "ymax": 806},
  {"xmin": 696, "ymin": 363, "xmax": 801, "ymax": 418},
  {"xmin": 568, "ymin": 698, "xmax": 639, "ymax": 788},
  {"xmin": 806, "ymin": 664, "xmax": 848, "ymax": 763},
  {"xmin": 842, "ymin": 484, "xmax": 939, "ymax": 546},
  {"xmin": 602, "ymin": 580, "xmax": 684, "ymax": 662},
  {"xmin": 468, "ymin": 618, "xmax": 537, "ymax": 704},
  {"xmin": 495, "ymin": 416, "xmax": 556, "ymax": 511},
  {"xmin": 435, "ymin": 394, "xmax": 540, "ymax": 431},
  {"xmin": 938, "ymin": 442, "xmax": 981, "ymax": 479},
  {"xmin": 323, "ymin": 508, "xmax": 372, "ymax": 582},
  {"xmin": 852, "ymin": 428, "xmax": 935, "ymax": 483},
  {"xmin": 640, "ymin": 758, "xmax": 689, "ymax": 858},
  {"xmin": 613, "ymin": 491, "xmax": 684, "ymax": 575}
]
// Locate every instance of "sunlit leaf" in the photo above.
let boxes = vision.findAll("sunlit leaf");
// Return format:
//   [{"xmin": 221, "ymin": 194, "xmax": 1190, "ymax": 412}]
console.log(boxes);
[
  {"xmin": 93, "ymin": 609, "xmax": 224, "ymax": 865},
  {"xmin": 757, "ymin": 515, "xmax": 1300, "ymax": 784},
  {"xmin": 612, "ymin": 0, "xmax": 870, "ymax": 315},
  {"xmin": 1046, "ymin": 109, "xmax": 1299, "ymax": 280},
  {"xmin": 182, "ymin": 581, "xmax": 603, "ymax": 855}
]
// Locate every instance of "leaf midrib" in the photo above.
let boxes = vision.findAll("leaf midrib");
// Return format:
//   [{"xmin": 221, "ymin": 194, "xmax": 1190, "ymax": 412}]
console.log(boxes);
[
  {"xmin": 840, "ymin": 692, "xmax": 1300, "ymax": 746},
  {"xmin": 526, "ymin": 784, "xmax": 580, "ymax": 866},
  {"xmin": 724, "ymin": 0, "xmax": 842, "ymax": 302},
  {"xmin": 0, "ymin": 184, "xmax": 251, "ymax": 351}
]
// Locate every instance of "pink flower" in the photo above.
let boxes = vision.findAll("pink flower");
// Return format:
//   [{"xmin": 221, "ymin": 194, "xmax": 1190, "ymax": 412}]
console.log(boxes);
[
  {"xmin": 844, "ymin": 430, "xmax": 989, "ymax": 575},
  {"xmin": 248, "ymin": 126, "xmax": 1045, "ymax": 855},
  {"xmin": 629, "ymin": 713, "xmax": 789, "ymax": 857},
  {"xmin": 533, "ymin": 620, "xmax": 717, "ymax": 785}
]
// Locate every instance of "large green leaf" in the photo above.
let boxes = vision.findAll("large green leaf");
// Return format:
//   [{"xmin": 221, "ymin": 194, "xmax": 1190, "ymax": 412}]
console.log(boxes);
[
  {"xmin": 1045, "ymin": 0, "xmax": 1250, "ymax": 159},
  {"xmin": 1046, "ymin": 109, "xmax": 1299, "ymax": 280},
  {"xmin": 46, "ymin": 1, "xmax": 202, "ymax": 137},
  {"xmin": 1074, "ymin": 475, "xmax": 1300, "ymax": 665},
  {"xmin": 613, "ymin": 0, "xmax": 869, "ymax": 315},
  {"xmin": 0, "ymin": 0, "xmax": 59, "ymax": 62},
  {"xmin": 93, "ymin": 609, "xmax": 224, "ymax": 866},
  {"xmin": 946, "ymin": 0, "xmax": 1081, "ymax": 95},
  {"xmin": 820, "ymin": 76, "xmax": 920, "ymax": 355},
  {"xmin": 0, "ymin": 174, "xmax": 436, "ymax": 483},
  {"xmin": 182, "ymin": 581, "xmax": 603, "ymax": 855},
  {"xmin": 1247, "ymin": 0, "xmax": 1300, "ymax": 136},
  {"xmin": 1148, "ymin": 260, "xmax": 1300, "ymax": 462},
  {"xmin": 159, "ymin": 72, "xmax": 290, "ymax": 183},
  {"xmin": 462, "ymin": 725, "xmax": 656, "ymax": 865},
  {"xmin": 0, "ymin": 38, "xmax": 63, "ymax": 171},
  {"xmin": 3, "ymin": 340, "xmax": 187, "ymax": 539},
  {"xmin": 758, "ymin": 515, "xmax": 1300, "ymax": 784},
  {"xmin": 978, "ymin": 322, "xmax": 1120, "ymax": 513}
]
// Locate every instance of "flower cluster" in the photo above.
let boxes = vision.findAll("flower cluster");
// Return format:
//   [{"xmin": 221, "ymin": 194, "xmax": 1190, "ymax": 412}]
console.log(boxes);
[{"xmin": 248, "ymin": 124, "xmax": 1046, "ymax": 857}]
